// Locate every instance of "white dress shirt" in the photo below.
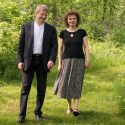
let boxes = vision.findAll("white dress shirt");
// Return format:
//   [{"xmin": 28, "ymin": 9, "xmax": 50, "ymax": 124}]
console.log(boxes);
[{"xmin": 33, "ymin": 21, "xmax": 45, "ymax": 54}]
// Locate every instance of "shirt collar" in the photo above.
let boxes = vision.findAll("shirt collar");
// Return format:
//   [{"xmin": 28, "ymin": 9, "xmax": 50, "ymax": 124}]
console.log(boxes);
[{"xmin": 34, "ymin": 20, "xmax": 45, "ymax": 28}]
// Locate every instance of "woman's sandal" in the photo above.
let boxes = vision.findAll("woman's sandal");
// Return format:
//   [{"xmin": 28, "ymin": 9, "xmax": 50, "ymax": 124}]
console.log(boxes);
[
  {"xmin": 73, "ymin": 109, "xmax": 79, "ymax": 116},
  {"xmin": 66, "ymin": 108, "xmax": 73, "ymax": 114}
]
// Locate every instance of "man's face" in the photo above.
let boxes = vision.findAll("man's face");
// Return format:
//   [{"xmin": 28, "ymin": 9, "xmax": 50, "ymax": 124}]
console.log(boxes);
[{"xmin": 36, "ymin": 8, "xmax": 47, "ymax": 23}]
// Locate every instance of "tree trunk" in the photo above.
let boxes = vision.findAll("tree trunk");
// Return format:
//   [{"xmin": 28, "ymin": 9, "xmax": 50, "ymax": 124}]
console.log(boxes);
[{"xmin": 102, "ymin": 0, "xmax": 108, "ymax": 20}]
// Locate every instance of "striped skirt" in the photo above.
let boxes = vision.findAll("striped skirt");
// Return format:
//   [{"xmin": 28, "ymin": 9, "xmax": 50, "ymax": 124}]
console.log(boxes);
[{"xmin": 54, "ymin": 58, "xmax": 85, "ymax": 99}]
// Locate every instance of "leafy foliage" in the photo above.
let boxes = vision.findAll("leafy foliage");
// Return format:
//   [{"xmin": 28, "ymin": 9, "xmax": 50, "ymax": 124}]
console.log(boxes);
[{"xmin": 0, "ymin": 0, "xmax": 125, "ymax": 78}]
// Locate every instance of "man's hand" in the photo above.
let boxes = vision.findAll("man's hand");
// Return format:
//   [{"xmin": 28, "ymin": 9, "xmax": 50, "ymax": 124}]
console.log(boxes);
[
  {"xmin": 47, "ymin": 60, "xmax": 54, "ymax": 69},
  {"xmin": 18, "ymin": 62, "xmax": 24, "ymax": 70}
]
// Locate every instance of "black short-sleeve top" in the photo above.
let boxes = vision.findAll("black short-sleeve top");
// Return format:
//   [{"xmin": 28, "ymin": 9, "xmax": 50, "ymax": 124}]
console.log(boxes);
[{"xmin": 59, "ymin": 29, "xmax": 87, "ymax": 59}]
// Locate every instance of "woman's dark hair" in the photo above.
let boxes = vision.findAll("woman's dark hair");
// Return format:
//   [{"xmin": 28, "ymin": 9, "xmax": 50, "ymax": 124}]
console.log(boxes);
[{"xmin": 64, "ymin": 11, "xmax": 80, "ymax": 27}]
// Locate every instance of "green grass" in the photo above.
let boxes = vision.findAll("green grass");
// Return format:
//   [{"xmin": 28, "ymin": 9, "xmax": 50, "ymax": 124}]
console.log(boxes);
[
  {"xmin": 0, "ymin": 41, "xmax": 125, "ymax": 125},
  {"xmin": 0, "ymin": 64, "xmax": 125, "ymax": 125}
]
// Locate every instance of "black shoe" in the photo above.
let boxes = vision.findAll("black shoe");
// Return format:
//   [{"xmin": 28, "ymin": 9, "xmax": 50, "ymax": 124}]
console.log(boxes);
[
  {"xmin": 73, "ymin": 109, "xmax": 79, "ymax": 116},
  {"xmin": 35, "ymin": 115, "xmax": 43, "ymax": 121},
  {"xmin": 17, "ymin": 117, "xmax": 25, "ymax": 124}
]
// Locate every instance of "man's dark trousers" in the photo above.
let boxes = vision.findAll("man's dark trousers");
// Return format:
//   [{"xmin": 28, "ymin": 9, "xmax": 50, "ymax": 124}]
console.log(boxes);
[{"xmin": 19, "ymin": 54, "xmax": 47, "ymax": 119}]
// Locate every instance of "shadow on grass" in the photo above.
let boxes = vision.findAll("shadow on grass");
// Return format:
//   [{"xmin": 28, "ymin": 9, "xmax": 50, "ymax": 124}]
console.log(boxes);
[{"xmin": 0, "ymin": 110, "xmax": 124, "ymax": 125}]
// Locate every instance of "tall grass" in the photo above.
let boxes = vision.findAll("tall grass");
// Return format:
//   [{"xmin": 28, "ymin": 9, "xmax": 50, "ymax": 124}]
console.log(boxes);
[{"xmin": 89, "ymin": 39, "xmax": 125, "ymax": 72}]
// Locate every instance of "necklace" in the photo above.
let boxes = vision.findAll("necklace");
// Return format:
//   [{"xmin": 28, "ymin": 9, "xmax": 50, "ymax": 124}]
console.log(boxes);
[
  {"xmin": 67, "ymin": 28, "xmax": 77, "ymax": 38},
  {"xmin": 70, "ymin": 34, "xmax": 74, "ymax": 37}
]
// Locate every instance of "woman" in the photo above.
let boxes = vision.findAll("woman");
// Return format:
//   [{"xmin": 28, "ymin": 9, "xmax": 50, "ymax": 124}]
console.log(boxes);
[{"xmin": 54, "ymin": 11, "xmax": 90, "ymax": 116}]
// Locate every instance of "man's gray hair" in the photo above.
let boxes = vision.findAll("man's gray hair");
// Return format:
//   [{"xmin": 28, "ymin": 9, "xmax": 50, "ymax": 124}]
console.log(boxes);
[{"xmin": 35, "ymin": 4, "xmax": 48, "ymax": 13}]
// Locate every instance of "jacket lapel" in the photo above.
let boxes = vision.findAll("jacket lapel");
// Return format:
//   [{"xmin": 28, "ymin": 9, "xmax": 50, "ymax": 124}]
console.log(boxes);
[
  {"xmin": 29, "ymin": 21, "xmax": 34, "ymax": 50},
  {"xmin": 30, "ymin": 21, "xmax": 34, "ymax": 41},
  {"xmin": 42, "ymin": 23, "xmax": 49, "ymax": 50}
]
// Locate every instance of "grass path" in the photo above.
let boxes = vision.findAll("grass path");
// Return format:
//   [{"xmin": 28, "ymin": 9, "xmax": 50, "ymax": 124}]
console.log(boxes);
[{"xmin": 0, "ymin": 65, "xmax": 125, "ymax": 125}]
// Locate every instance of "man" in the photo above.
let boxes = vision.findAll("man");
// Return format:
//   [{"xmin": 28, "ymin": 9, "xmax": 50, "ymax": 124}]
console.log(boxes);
[{"xmin": 17, "ymin": 4, "xmax": 57, "ymax": 123}]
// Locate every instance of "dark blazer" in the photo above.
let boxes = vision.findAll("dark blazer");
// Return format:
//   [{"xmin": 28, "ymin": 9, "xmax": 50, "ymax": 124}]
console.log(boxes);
[{"xmin": 18, "ymin": 21, "xmax": 58, "ymax": 71}]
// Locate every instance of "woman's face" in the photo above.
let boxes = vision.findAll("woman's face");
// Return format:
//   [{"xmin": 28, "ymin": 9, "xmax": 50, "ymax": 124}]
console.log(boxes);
[{"xmin": 67, "ymin": 15, "xmax": 77, "ymax": 27}]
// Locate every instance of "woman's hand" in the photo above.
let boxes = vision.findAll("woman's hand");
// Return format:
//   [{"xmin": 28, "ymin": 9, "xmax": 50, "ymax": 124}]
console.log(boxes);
[
  {"xmin": 83, "ymin": 36, "xmax": 90, "ymax": 69},
  {"xmin": 58, "ymin": 64, "xmax": 62, "ymax": 72},
  {"xmin": 85, "ymin": 61, "xmax": 89, "ymax": 68}
]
